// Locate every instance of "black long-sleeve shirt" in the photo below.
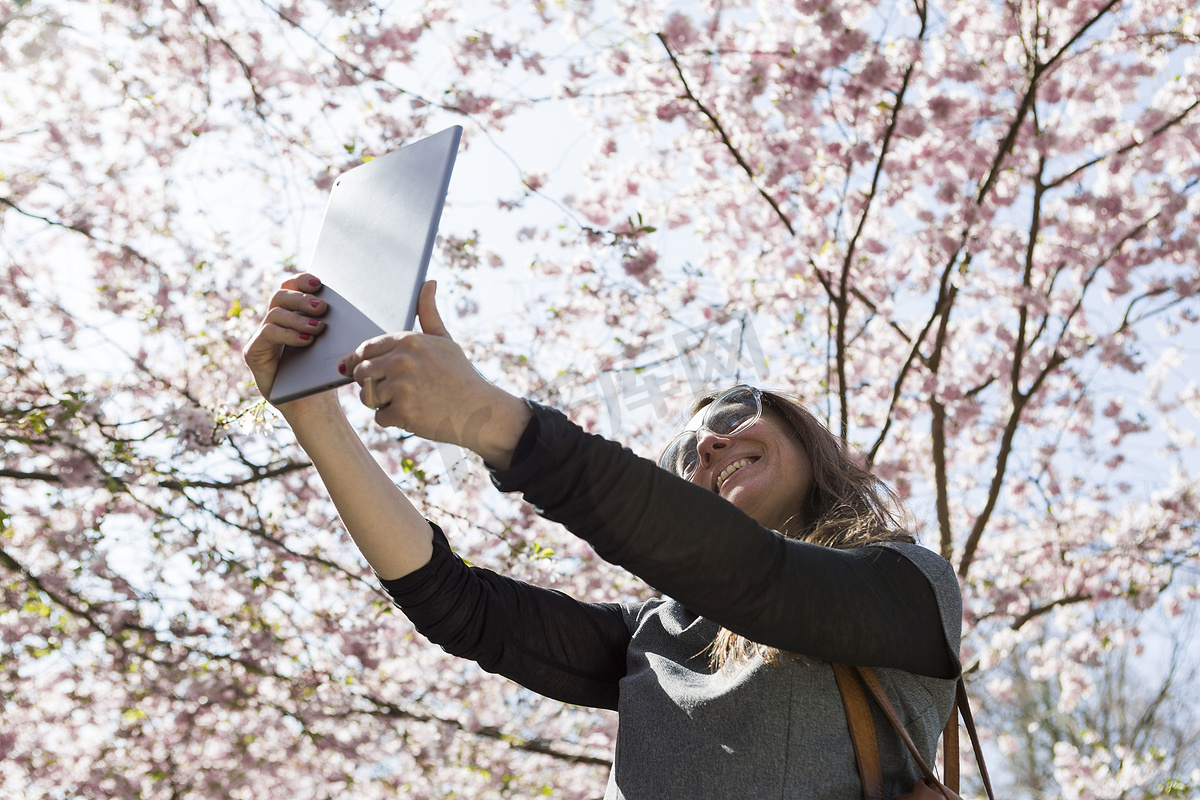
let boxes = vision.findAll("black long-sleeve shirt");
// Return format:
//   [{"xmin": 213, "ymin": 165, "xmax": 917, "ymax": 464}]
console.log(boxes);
[{"xmin": 380, "ymin": 401, "xmax": 960, "ymax": 711}]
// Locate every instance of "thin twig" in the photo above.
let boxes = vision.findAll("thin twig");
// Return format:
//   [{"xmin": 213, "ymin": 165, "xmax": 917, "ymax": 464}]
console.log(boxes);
[{"xmin": 656, "ymin": 33, "xmax": 795, "ymax": 236}]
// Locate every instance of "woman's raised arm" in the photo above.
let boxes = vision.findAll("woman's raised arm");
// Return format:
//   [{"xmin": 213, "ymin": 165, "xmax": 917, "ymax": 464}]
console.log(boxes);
[{"xmin": 242, "ymin": 273, "xmax": 434, "ymax": 580}]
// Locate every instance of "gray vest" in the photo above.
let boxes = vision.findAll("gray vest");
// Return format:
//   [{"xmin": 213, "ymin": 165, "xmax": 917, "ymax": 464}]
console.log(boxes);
[{"xmin": 605, "ymin": 543, "xmax": 961, "ymax": 799}]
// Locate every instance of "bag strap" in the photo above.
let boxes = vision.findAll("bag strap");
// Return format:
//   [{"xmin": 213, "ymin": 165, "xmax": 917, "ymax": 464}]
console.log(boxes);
[
  {"xmin": 943, "ymin": 691, "xmax": 960, "ymax": 791},
  {"xmin": 833, "ymin": 664, "xmax": 997, "ymax": 800},
  {"xmin": 833, "ymin": 664, "xmax": 887, "ymax": 800},
  {"xmin": 833, "ymin": 665, "xmax": 953, "ymax": 799},
  {"xmin": 854, "ymin": 666, "xmax": 958, "ymax": 798},
  {"xmin": 953, "ymin": 677, "xmax": 997, "ymax": 800}
]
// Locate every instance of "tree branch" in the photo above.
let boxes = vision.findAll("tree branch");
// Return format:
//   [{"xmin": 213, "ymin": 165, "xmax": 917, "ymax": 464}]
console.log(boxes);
[
  {"xmin": 1045, "ymin": 96, "xmax": 1200, "ymax": 190},
  {"xmin": 195, "ymin": 0, "xmax": 269, "ymax": 115},
  {"xmin": 835, "ymin": 20, "xmax": 927, "ymax": 441},
  {"xmin": 354, "ymin": 693, "xmax": 614, "ymax": 768},
  {"xmin": 0, "ymin": 468, "xmax": 61, "ymax": 483},
  {"xmin": 926, "ymin": 284, "xmax": 957, "ymax": 560},
  {"xmin": 656, "ymin": 33, "xmax": 796, "ymax": 237},
  {"xmin": 0, "ymin": 195, "xmax": 158, "ymax": 269},
  {"xmin": 258, "ymin": 0, "xmax": 455, "ymax": 115},
  {"xmin": 0, "ymin": 458, "xmax": 312, "ymax": 492},
  {"xmin": 865, "ymin": 250, "xmax": 966, "ymax": 465},
  {"xmin": 1011, "ymin": 157, "xmax": 1048, "ymax": 396},
  {"xmin": 1010, "ymin": 592, "xmax": 1091, "ymax": 630},
  {"xmin": 156, "ymin": 459, "xmax": 312, "ymax": 490},
  {"xmin": 975, "ymin": 0, "xmax": 1122, "ymax": 203}
]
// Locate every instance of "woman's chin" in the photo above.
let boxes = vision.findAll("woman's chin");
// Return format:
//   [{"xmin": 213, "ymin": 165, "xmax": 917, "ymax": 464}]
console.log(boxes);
[
  {"xmin": 724, "ymin": 480, "xmax": 792, "ymax": 531},
  {"xmin": 722, "ymin": 480, "xmax": 764, "ymax": 517}
]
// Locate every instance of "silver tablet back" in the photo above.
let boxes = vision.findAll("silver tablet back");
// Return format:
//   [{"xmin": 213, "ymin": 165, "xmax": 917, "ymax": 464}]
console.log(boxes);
[{"xmin": 268, "ymin": 125, "xmax": 462, "ymax": 405}]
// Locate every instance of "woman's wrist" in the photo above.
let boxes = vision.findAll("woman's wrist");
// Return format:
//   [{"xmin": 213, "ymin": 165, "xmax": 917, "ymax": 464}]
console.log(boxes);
[
  {"xmin": 273, "ymin": 383, "xmax": 531, "ymax": 469},
  {"xmin": 472, "ymin": 391, "xmax": 534, "ymax": 470},
  {"xmin": 275, "ymin": 389, "xmax": 345, "ymax": 428}
]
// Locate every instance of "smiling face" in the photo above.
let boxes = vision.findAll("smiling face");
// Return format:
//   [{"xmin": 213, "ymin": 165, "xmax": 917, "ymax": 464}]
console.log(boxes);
[{"xmin": 681, "ymin": 403, "xmax": 814, "ymax": 535}]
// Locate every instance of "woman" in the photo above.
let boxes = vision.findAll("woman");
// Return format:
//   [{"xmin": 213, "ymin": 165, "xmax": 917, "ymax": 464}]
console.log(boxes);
[{"xmin": 244, "ymin": 274, "xmax": 962, "ymax": 799}]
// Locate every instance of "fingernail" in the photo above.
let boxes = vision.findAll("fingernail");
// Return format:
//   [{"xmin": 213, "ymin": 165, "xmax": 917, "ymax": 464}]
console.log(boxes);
[
  {"xmin": 338, "ymin": 361, "xmax": 346, "ymax": 375},
  {"xmin": 308, "ymin": 277, "xmax": 320, "ymax": 287},
  {"xmin": 310, "ymin": 298, "xmax": 321, "ymax": 309},
  {"xmin": 299, "ymin": 332, "xmax": 312, "ymax": 340},
  {"xmin": 307, "ymin": 318, "xmax": 320, "ymax": 327}
]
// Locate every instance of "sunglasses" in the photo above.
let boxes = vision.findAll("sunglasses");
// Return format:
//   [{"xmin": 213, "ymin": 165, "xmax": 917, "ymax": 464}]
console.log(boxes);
[{"xmin": 658, "ymin": 386, "xmax": 764, "ymax": 479}]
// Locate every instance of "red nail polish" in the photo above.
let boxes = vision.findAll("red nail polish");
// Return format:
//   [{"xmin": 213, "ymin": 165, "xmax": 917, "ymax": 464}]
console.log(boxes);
[
  {"xmin": 338, "ymin": 362, "xmax": 346, "ymax": 375},
  {"xmin": 299, "ymin": 332, "xmax": 311, "ymax": 340},
  {"xmin": 310, "ymin": 298, "xmax": 321, "ymax": 309},
  {"xmin": 308, "ymin": 318, "xmax": 320, "ymax": 327},
  {"xmin": 308, "ymin": 277, "xmax": 320, "ymax": 287}
]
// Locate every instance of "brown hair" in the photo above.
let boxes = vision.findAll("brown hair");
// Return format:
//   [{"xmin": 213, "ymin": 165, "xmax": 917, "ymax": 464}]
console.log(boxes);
[{"xmin": 684, "ymin": 388, "xmax": 916, "ymax": 670}]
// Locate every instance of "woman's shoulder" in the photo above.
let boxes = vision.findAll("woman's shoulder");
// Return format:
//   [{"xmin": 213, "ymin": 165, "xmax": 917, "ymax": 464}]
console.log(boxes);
[
  {"xmin": 869, "ymin": 540, "xmax": 963, "ymax": 664},
  {"xmin": 869, "ymin": 540, "xmax": 957, "ymax": 586},
  {"xmin": 623, "ymin": 596, "xmax": 721, "ymax": 638},
  {"xmin": 867, "ymin": 541, "xmax": 961, "ymax": 613}
]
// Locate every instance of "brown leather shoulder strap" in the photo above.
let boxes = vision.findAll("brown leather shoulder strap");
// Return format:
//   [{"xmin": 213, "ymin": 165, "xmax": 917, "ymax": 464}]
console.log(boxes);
[
  {"xmin": 857, "ymin": 667, "xmax": 998, "ymax": 800},
  {"xmin": 943, "ymin": 691, "xmax": 960, "ymax": 792},
  {"xmin": 856, "ymin": 666, "xmax": 952, "ymax": 796},
  {"xmin": 833, "ymin": 664, "xmax": 887, "ymax": 800},
  {"xmin": 835, "ymin": 664, "xmax": 998, "ymax": 800}
]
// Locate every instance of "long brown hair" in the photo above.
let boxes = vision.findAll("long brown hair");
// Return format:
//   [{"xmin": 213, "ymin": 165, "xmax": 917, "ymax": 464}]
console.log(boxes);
[{"xmin": 683, "ymin": 388, "xmax": 916, "ymax": 670}]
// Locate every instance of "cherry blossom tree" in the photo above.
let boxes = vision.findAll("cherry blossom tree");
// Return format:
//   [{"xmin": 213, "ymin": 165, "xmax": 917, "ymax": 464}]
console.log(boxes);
[
  {"xmin": 2, "ymin": 0, "xmax": 1198, "ymax": 797},
  {"xmin": 994, "ymin": 605, "xmax": 1200, "ymax": 798}
]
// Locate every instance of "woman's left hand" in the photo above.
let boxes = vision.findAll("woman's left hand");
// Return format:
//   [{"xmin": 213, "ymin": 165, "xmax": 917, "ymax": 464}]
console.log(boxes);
[{"xmin": 338, "ymin": 280, "xmax": 531, "ymax": 468}]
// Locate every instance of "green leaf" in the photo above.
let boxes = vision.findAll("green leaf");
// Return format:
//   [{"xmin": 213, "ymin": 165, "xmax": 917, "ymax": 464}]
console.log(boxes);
[
  {"xmin": 20, "ymin": 409, "xmax": 48, "ymax": 434},
  {"xmin": 23, "ymin": 598, "xmax": 53, "ymax": 617}
]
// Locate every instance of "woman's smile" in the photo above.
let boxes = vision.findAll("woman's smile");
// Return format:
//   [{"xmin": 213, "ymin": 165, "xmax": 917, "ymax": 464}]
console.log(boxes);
[{"xmin": 715, "ymin": 457, "xmax": 757, "ymax": 493}]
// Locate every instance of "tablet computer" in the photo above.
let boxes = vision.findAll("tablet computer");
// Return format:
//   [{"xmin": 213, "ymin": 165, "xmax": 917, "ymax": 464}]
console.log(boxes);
[{"xmin": 268, "ymin": 125, "xmax": 462, "ymax": 405}]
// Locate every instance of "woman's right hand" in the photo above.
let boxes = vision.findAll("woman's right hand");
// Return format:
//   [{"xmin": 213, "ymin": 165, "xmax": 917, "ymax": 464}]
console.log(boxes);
[{"xmin": 242, "ymin": 273, "xmax": 328, "ymax": 406}]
